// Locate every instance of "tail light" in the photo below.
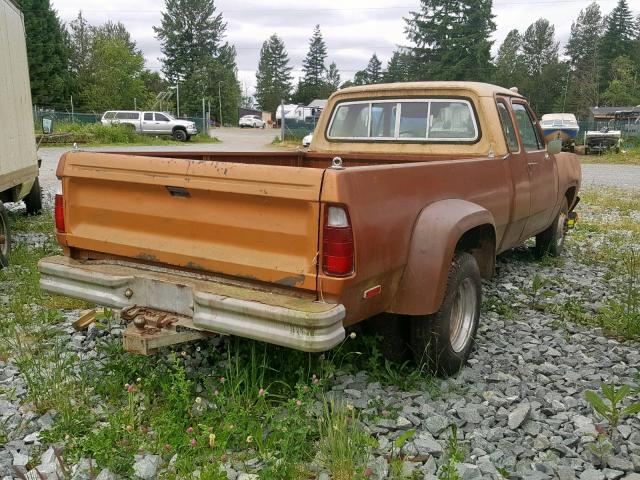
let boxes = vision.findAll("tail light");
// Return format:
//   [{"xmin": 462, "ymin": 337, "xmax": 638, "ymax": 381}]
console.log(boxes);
[
  {"xmin": 322, "ymin": 205, "xmax": 354, "ymax": 277},
  {"xmin": 54, "ymin": 194, "xmax": 65, "ymax": 233}
]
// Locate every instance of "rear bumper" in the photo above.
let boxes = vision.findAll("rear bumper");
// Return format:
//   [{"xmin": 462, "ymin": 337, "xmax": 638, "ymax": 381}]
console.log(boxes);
[{"xmin": 38, "ymin": 256, "xmax": 345, "ymax": 352}]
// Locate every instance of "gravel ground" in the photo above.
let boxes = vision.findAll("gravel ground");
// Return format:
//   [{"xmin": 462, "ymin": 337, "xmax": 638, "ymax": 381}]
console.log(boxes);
[{"xmin": 2, "ymin": 142, "xmax": 639, "ymax": 479}]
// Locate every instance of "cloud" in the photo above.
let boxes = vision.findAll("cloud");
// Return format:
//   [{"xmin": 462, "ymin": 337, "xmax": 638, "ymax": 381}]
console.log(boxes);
[{"xmin": 52, "ymin": 0, "xmax": 622, "ymax": 95}]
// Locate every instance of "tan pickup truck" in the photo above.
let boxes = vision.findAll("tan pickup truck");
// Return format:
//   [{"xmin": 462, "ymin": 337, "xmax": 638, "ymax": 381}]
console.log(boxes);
[{"xmin": 39, "ymin": 82, "xmax": 581, "ymax": 374}]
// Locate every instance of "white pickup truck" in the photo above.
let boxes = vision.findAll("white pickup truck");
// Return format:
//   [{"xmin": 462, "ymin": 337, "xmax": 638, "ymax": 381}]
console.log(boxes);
[{"xmin": 101, "ymin": 111, "xmax": 198, "ymax": 142}]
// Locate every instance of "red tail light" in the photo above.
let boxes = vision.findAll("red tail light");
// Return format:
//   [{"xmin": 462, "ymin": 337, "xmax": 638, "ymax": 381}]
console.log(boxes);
[
  {"xmin": 322, "ymin": 205, "xmax": 354, "ymax": 277},
  {"xmin": 54, "ymin": 194, "xmax": 65, "ymax": 233}
]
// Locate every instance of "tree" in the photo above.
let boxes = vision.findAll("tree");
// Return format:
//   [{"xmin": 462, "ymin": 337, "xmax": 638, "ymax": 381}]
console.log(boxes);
[
  {"xmin": 521, "ymin": 19, "xmax": 559, "ymax": 76},
  {"xmin": 404, "ymin": 0, "xmax": 495, "ymax": 81},
  {"xmin": 93, "ymin": 21, "xmax": 137, "ymax": 51},
  {"xmin": 293, "ymin": 25, "xmax": 333, "ymax": 104},
  {"xmin": 519, "ymin": 19, "xmax": 565, "ymax": 115},
  {"xmin": 302, "ymin": 25, "xmax": 328, "ymax": 87},
  {"xmin": 154, "ymin": 0, "xmax": 240, "ymax": 122},
  {"xmin": 255, "ymin": 34, "xmax": 293, "ymax": 114},
  {"xmin": 18, "ymin": 0, "xmax": 70, "ymax": 107},
  {"xmin": 154, "ymin": 0, "xmax": 228, "ymax": 83},
  {"xmin": 68, "ymin": 11, "xmax": 92, "ymax": 78},
  {"xmin": 601, "ymin": 55, "xmax": 640, "ymax": 105},
  {"xmin": 364, "ymin": 54, "xmax": 383, "ymax": 84},
  {"xmin": 383, "ymin": 50, "xmax": 411, "ymax": 83},
  {"xmin": 493, "ymin": 29, "xmax": 523, "ymax": 88},
  {"xmin": 600, "ymin": 0, "xmax": 637, "ymax": 76},
  {"xmin": 82, "ymin": 36, "xmax": 149, "ymax": 111},
  {"xmin": 565, "ymin": 3, "xmax": 603, "ymax": 116},
  {"xmin": 326, "ymin": 62, "xmax": 341, "ymax": 90}
]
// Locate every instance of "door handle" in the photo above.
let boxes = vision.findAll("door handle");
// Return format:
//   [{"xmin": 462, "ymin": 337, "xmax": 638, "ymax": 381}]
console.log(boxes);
[{"xmin": 527, "ymin": 162, "xmax": 538, "ymax": 166}]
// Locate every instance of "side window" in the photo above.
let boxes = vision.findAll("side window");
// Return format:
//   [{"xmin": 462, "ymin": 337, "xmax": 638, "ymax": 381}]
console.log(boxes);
[
  {"xmin": 512, "ymin": 103, "xmax": 542, "ymax": 151},
  {"xmin": 144, "ymin": 112, "xmax": 153, "ymax": 121},
  {"xmin": 155, "ymin": 113, "xmax": 170, "ymax": 122},
  {"xmin": 496, "ymin": 102, "xmax": 519, "ymax": 152}
]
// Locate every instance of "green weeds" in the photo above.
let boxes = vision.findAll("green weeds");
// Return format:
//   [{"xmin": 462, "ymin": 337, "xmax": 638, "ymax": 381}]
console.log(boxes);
[{"xmin": 585, "ymin": 383, "xmax": 640, "ymax": 435}]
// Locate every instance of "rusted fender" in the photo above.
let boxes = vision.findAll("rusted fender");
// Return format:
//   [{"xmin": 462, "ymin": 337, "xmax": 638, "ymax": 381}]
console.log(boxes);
[{"xmin": 390, "ymin": 199, "xmax": 495, "ymax": 316}]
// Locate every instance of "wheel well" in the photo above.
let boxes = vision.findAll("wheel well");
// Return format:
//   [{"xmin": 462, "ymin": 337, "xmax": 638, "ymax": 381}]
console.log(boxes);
[
  {"xmin": 565, "ymin": 187, "xmax": 577, "ymax": 209},
  {"xmin": 172, "ymin": 126, "xmax": 186, "ymax": 133},
  {"xmin": 455, "ymin": 224, "xmax": 495, "ymax": 279}
]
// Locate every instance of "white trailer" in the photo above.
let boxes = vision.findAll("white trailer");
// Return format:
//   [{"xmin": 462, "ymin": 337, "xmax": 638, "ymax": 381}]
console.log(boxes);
[{"xmin": 0, "ymin": 0, "xmax": 42, "ymax": 266}]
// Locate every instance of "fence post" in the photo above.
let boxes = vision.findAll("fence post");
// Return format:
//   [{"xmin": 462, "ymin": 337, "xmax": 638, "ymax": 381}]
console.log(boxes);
[{"xmin": 280, "ymin": 99, "xmax": 285, "ymax": 142}]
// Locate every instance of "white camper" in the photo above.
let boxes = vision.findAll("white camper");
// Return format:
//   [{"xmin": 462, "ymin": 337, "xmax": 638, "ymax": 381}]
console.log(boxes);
[{"xmin": 0, "ymin": 0, "xmax": 42, "ymax": 266}]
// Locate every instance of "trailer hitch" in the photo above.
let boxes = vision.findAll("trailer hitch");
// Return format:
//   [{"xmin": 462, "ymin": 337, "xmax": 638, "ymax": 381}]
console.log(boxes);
[{"xmin": 120, "ymin": 305, "xmax": 215, "ymax": 355}]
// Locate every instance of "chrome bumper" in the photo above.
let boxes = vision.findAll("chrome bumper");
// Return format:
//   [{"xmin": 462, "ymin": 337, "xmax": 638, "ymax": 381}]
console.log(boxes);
[{"xmin": 39, "ymin": 256, "xmax": 345, "ymax": 352}]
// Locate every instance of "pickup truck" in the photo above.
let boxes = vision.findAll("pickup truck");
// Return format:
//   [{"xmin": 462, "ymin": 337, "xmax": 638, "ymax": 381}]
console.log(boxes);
[
  {"xmin": 39, "ymin": 82, "xmax": 581, "ymax": 375},
  {"xmin": 101, "ymin": 110, "xmax": 199, "ymax": 141}
]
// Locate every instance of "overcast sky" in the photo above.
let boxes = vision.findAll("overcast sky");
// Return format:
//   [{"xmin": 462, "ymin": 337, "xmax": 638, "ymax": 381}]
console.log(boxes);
[{"xmin": 51, "ymin": 0, "xmax": 621, "ymax": 95}]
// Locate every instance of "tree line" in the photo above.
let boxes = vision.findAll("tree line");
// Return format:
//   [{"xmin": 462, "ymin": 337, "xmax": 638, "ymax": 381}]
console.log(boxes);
[{"xmin": 18, "ymin": 0, "xmax": 640, "ymax": 122}]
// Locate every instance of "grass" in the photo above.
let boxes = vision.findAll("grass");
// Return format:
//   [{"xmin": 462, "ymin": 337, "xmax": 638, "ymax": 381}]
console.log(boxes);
[
  {"xmin": 271, "ymin": 136, "xmax": 304, "ymax": 149},
  {"xmin": 579, "ymin": 144, "xmax": 640, "ymax": 165},
  {"xmin": 38, "ymin": 122, "xmax": 220, "ymax": 147}
]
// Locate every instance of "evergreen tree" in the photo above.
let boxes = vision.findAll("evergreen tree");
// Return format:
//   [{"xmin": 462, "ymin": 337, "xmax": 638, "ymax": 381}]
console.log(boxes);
[
  {"xmin": 255, "ymin": 34, "xmax": 293, "ymax": 114},
  {"xmin": 565, "ymin": 3, "xmax": 603, "ymax": 116},
  {"xmin": 68, "ymin": 11, "xmax": 92, "ymax": 78},
  {"xmin": 326, "ymin": 62, "xmax": 341, "ymax": 90},
  {"xmin": 404, "ymin": 0, "xmax": 495, "ymax": 81},
  {"xmin": 364, "ymin": 54, "xmax": 383, "ymax": 84},
  {"xmin": 18, "ymin": 0, "xmax": 70, "ymax": 107},
  {"xmin": 493, "ymin": 29, "xmax": 523, "ymax": 88},
  {"xmin": 600, "ymin": 0, "xmax": 636, "ymax": 74},
  {"xmin": 154, "ymin": 0, "xmax": 227, "ymax": 83},
  {"xmin": 302, "ymin": 25, "xmax": 328, "ymax": 86},
  {"xmin": 93, "ymin": 21, "xmax": 137, "ymax": 51},
  {"xmin": 383, "ymin": 51, "xmax": 411, "ymax": 83},
  {"xmin": 154, "ymin": 0, "xmax": 240, "ymax": 121}
]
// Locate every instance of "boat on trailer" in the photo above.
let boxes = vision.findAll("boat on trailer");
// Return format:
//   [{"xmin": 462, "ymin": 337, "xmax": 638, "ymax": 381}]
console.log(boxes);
[{"xmin": 540, "ymin": 113, "xmax": 580, "ymax": 152}]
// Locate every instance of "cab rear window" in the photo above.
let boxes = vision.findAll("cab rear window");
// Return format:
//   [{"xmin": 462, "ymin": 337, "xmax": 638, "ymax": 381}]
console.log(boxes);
[{"xmin": 327, "ymin": 98, "xmax": 478, "ymax": 142}]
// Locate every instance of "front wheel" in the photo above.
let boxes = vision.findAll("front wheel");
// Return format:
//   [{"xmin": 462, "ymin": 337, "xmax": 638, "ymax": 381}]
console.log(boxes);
[
  {"xmin": 173, "ymin": 129, "xmax": 187, "ymax": 142},
  {"xmin": 0, "ymin": 202, "xmax": 11, "ymax": 268},
  {"xmin": 24, "ymin": 177, "xmax": 43, "ymax": 215},
  {"xmin": 535, "ymin": 199, "xmax": 568, "ymax": 258},
  {"xmin": 409, "ymin": 252, "xmax": 481, "ymax": 376}
]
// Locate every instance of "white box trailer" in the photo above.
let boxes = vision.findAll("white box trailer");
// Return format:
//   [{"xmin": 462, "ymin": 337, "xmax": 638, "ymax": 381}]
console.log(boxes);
[{"xmin": 0, "ymin": 0, "xmax": 42, "ymax": 266}]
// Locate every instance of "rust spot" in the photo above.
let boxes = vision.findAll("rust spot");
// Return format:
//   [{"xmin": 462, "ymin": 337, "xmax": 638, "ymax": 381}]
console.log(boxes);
[
  {"xmin": 275, "ymin": 274, "xmax": 305, "ymax": 287},
  {"xmin": 136, "ymin": 253, "xmax": 159, "ymax": 262}
]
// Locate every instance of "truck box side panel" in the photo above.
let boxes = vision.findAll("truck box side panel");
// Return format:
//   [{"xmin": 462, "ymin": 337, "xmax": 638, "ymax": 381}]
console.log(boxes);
[
  {"xmin": 60, "ymin": 152, "xmax": 324, "ymax": 291},
  {"xmin": 0, "ymin": 0, "xmax": 38, "ymax": 193}
]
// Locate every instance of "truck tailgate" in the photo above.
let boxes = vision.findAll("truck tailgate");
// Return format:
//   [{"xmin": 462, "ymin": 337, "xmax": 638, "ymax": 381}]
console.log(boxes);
[{"xmin": 58, "ymin": 152, "xmax": 324, "ymax": 290}]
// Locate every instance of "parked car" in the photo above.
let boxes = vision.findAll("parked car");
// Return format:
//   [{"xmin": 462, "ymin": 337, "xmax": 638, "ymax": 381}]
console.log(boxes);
[
  {"xmin": 101, "ymin": 111, "xmax": 198, "ymax": 142},
  {"xmin": 0, "ymin": 0, "xmax": 43, "ymax": 267},
  {"xmin": 40, "ymin": 82, "xmax": 581, "ymax": 375},
  {"xmin": 239, "ymin": 115, "xmax": 265, "ymax": 128}
]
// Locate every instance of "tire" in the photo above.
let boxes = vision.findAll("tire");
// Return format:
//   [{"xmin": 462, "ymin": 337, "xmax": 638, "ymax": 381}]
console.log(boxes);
[
  {"xmin": 23, "ymin": 177, "xmax": 43, "ymax": 215},
  {"xmin": 0, "ymin": 202, "xmax": 11, "ymax": 268},
  {"xmin": 535, "ymin": 199, "xmax": 568, "ymax": 258},
  {"xmin": 585, "ymin": 147, "xmax": 590, "ymax": 155},
  {"xmin": 366, "ymin": 313, "xmax": 410, "ymax": 363},
  {"xmin": 409, "ymin": 252, "xmax": 481, "ymax": 376},
  {"xmin": 173, "ymin": 129, "xmax": 187, "ymax": 142}
]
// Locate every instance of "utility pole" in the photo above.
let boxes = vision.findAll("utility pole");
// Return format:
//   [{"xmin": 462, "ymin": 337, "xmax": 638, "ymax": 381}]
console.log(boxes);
[
  {"xmin": 176, "ymin": 83, "xmax": 180, "ymax": 117},
  {"xmin": 280, "ymin": 99, "xmax": 285, "ymax": 142},
  {"xmin": 70, "ymin": 96, "xmax": 74, "ymax": 123},
  {"xmin": 208, "ymin": 99, "xmax": 211, "ymax": 133},
  {"xmin": 134, "ymin": 98, "xmax": 137, "ymax": 110},
  {"xmin": 218, "ymin": 81, "xmax": 223, "ymax": 127}
]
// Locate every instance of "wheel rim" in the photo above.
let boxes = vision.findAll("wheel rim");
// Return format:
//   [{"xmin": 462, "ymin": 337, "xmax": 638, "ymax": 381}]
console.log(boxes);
[
  {"xmin": 556, "ymin": 211, "xmax": 567, "ymax": 249},
  {"xmin": 0, "ymin": 212, "xmax": 7, "ymax": 257},
  {"xmin": 449, "ymin": 278, "xmax": 477, "ymax": 353}
]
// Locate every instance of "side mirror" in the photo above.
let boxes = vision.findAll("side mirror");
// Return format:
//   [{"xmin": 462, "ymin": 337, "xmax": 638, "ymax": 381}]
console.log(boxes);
[{"xmin": 547, "ymin": 139, "xmax": 562, "ymax": 155}]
